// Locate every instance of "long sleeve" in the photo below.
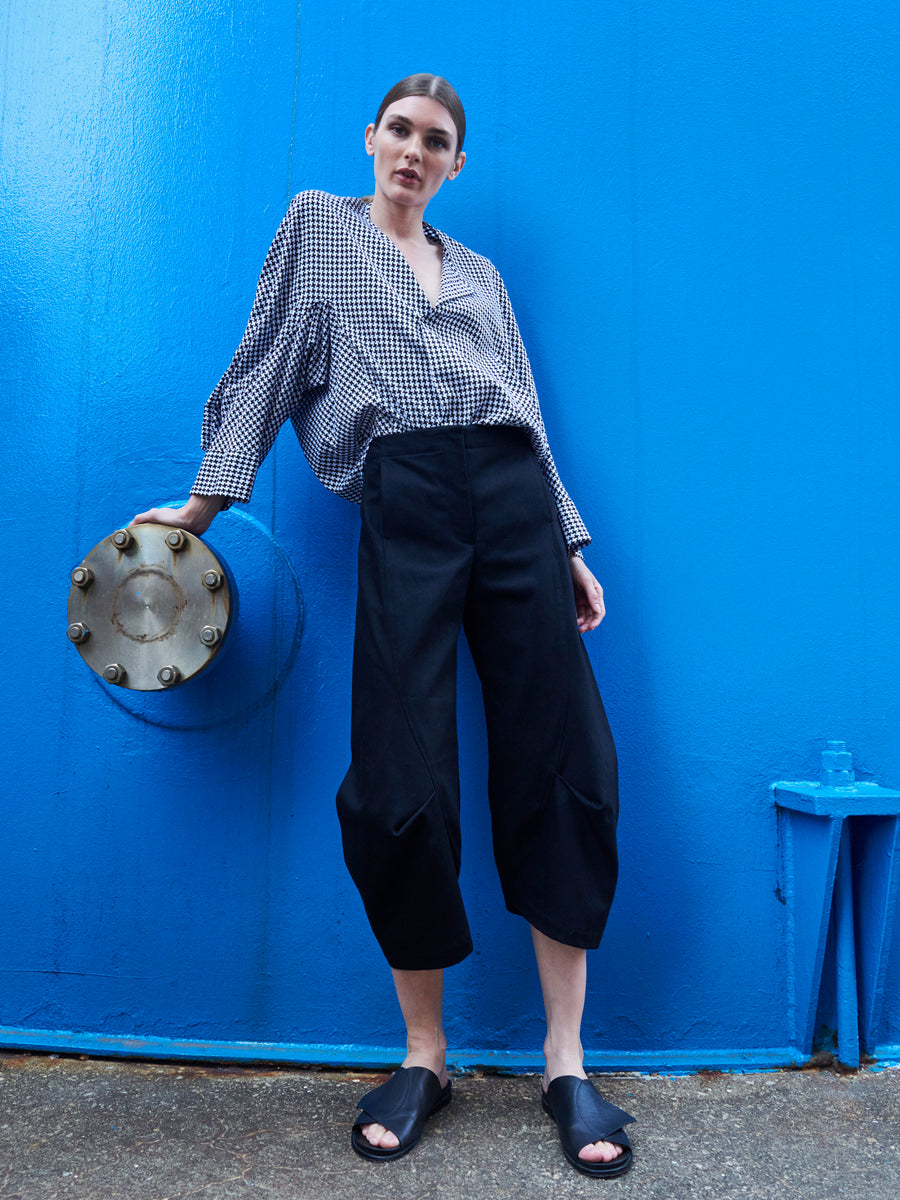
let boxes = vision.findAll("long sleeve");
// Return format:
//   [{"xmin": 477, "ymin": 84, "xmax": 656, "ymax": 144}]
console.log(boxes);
[
  {"xmin": 192, "ymin": 195, "xmax": 329, "ymax": 502},
  {"xmin": 494, "ymin": 272, "xmax": 591, "ymax": 551}
]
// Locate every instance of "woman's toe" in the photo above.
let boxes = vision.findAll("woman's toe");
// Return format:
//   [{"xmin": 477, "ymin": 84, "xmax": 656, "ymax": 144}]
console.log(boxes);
[
  {"xmin": 362, "ymin": 1122, "xmax": 400, "ymax": 1150},
  {"xmin": 578, "ymin": 1139, "xmax": 623, "ymax": 1164}
]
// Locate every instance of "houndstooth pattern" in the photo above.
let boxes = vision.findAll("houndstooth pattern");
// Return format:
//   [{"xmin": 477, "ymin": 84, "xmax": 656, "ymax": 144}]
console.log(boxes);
[{"xmin": 192, "ymin": 190, "xmax": 590, "ymax": 550}]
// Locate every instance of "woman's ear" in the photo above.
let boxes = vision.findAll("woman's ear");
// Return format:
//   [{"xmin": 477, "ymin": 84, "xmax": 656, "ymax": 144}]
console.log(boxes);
[
  {"xmin": 364, "ymin": 123, "xmax": 376, "ymax": 157},
  {"xmin": 447, "ymin": 151, "xmax": 466, "ymax": 180}
]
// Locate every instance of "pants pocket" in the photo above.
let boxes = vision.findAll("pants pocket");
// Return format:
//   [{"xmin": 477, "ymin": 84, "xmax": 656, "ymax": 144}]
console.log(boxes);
[{"xmin": 379, "ymin": 452, "xmax": 450, "ymax": 542}]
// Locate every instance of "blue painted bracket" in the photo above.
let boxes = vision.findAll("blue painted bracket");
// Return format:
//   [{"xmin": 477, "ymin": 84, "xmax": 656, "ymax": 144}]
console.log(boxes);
[{"xmin": 772, "ymin": 742, "xmax": 900, "ymax": 1067}]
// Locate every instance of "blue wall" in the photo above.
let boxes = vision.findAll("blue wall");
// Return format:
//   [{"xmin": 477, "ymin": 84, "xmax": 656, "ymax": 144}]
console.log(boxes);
[{"xmin": 3, "ymin": 0, "xmax": 900, "ymax": 1069}]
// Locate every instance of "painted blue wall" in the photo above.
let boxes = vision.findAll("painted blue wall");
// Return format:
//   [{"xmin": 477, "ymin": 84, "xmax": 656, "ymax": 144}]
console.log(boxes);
[{"xmin": 3, "ymin": 0, "xmax": 899, "ymax": 1068}]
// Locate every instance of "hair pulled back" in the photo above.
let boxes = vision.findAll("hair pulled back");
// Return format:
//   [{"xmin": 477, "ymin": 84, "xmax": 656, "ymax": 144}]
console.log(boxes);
[{"xmin": 374, "ymin": 74, "xmax": 466, "ymax": 154}]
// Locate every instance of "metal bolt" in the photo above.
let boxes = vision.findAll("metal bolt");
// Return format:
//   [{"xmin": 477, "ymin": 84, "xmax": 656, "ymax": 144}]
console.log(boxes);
[
  {"xmin": 199, "ymin": 624, "xmax": 222, "ymax": 647},
  {"xmin": 70, "ymin": 566, "xmax": 94, "ymax": 589},
  {"xmin": 67, "ymin": 622, "xmax": 90, "ymax": 644},
  {"xmin": 112, "ymin": 529, "xmax": 134, "ymax": 550},
  {"xmin": 165, "ymin": 529, "xmax": 187, "ymax": 552},
  {"xmin": 821, "ymin": 740, "xmax": 856, "ymax": 788},
  {"xmin": 157, "ymin": 665, "xmax": 182, "ymax": 687},
  {"xmin": 102, "ymin": 663, "xmax": 127, "ymax": 685},
  {"xmin": 202, "ymin": 570, "xmax": 224, "ymax": 591}
]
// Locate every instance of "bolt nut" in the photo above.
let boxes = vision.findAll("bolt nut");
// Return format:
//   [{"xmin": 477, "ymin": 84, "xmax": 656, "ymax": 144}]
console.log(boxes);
[
  {"xmin": 103, "ymin": 663, "xmax": 127, "ymax": 685},
  {"xmin": 112, "ymin": 528, "xmax": 135, "ymax": 551},
  {"xmin": 157, "ymin": 665, "xmax": 182, "ymax": 687},
  {"xmin": 199, "ymin": 624, "xmax": 222, "ymax": 647},
  {"xmin": 67, "ymin": 622, "xmax": 90, "ymax": 644},
  {"xmin": 165, "ymin": 529, "xmax": 187, "ymax": 552},
  {"xmin": 70, "ymin": 566, "xmax": 94, "ymax": 589},
  {"xmin": 202, "ymin": 570, "xmax": 224, "ymax": 591}
]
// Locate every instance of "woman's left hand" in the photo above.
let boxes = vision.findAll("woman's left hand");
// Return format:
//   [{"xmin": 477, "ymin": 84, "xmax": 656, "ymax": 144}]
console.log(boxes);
[{"xmin": 569, "ymin": 554, "xmax": 606, "ymax": 633}]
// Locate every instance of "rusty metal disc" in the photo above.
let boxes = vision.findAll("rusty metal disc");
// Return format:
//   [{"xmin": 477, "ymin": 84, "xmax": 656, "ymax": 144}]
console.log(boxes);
[{"xmin": 67, "ymin": 524, "xmax": 236, "ymax": 691}]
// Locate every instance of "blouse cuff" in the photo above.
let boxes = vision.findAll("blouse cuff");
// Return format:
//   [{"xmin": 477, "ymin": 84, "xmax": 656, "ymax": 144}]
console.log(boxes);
[{"xmin": 191, "ymin": 448, "xmax": 261, "ymax": 505}]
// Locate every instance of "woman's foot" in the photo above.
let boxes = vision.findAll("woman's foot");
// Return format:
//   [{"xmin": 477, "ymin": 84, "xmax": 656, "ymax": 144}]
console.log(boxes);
[
  {"xmin": 541, "ymin": 1074, "xmax": 635, "ymax": 1178},
  {"xmin": 543, "ymin": 1053, "xmax": 625, "ymax": 1165},
  {"xmin": 359, "ymin": 1049, "xmax": 449, "ymax": 1150}
]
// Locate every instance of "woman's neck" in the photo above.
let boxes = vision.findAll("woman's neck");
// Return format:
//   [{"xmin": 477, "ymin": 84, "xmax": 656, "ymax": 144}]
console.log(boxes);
[{"xmin": 368, "ymin": 193, "xmax": 428, "ymax": 245}]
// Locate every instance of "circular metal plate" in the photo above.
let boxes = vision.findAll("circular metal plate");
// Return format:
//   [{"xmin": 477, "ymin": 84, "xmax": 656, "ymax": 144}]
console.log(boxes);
[{"xmin": 67, "ymin": 524, "xmax": 236, "ymax": 691}]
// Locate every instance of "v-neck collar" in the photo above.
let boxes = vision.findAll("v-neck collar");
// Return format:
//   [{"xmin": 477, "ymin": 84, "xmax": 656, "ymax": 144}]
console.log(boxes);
[{"xmin": 359, "ymin": 200, "xmax": 474, "ymax": 310}]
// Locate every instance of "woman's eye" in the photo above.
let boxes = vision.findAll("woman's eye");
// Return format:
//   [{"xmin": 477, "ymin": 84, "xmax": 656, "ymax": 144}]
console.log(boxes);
[
  {"xmin": 389, "ymin": 124, "xmax": 407, "ymax": 136},
  {"xmin": 429, "ymin": 138, "xmax": 448, "ymax": 150}
]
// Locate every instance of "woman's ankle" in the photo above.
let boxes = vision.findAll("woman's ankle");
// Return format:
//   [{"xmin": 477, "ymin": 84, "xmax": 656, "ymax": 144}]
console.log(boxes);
[
  {"xmin": 542, "ymin": 1034, "xmax": 586, "ymax": 1085},
  {"xmin": 401, "ymin": 1051, "xmax": 448, "ymax": 1086}
]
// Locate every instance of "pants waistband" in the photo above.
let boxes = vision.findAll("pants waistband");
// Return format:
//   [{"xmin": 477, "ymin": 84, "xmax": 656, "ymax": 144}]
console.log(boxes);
[{"xmin": 366, "ymin": 423, "xmax": 532, "ymax": 461}]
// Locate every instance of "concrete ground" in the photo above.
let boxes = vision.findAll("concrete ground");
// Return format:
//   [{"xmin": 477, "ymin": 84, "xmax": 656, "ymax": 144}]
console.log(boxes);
[{"xmin": 1, "ymin": 1052, "xmax": 898, "ymax": 1200}]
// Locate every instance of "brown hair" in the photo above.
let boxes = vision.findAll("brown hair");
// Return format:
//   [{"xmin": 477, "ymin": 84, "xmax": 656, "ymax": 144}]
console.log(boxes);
[{"xmin": 373, "ymin": 73, "xmax": 466, "ymax": 155}]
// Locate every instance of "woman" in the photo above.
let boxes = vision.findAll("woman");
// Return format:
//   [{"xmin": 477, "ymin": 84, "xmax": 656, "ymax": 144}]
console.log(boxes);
[{"xmin": 135, "ymin": 74, "xmax": 633, "ymax": 1178}]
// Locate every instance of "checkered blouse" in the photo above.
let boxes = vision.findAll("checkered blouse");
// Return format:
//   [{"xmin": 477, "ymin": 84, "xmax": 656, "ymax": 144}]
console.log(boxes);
[{"xmin": 191, "ymin": 190, "xmax": 591, "ymax": 550}]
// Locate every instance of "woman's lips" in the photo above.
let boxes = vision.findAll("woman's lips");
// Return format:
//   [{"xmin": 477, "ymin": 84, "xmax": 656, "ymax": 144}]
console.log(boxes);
[{"xmin": 395, "ymin": 169, "xmax": 420, "ymax": 184}]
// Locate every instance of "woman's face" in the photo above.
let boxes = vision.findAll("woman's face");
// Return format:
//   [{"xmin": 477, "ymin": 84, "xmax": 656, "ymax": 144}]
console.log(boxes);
[{"xmin": 365, "ymin": 96, "xmax": 465, "ymax": 211}]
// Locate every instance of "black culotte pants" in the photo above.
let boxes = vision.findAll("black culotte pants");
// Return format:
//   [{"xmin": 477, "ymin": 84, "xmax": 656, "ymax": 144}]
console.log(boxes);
[{"xmin": 336, "ymin": 425, "xmax": 619, "ymax": 970}]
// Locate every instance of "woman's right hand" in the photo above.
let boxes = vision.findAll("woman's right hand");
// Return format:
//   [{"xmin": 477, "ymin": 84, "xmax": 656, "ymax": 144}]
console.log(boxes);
[{"xmin": 132, "ymin": 494, "xmax": 227, "ymax": 537}]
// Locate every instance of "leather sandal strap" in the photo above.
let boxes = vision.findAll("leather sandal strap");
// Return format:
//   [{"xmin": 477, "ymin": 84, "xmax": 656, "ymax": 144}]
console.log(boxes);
[
  {"xmin": 544, "ymin": 1076, "xmax": 635, "ymax": 1158},
  {"xmin": 355, "ymin": 1067, "xmax": 450, "ymax": 1147}
]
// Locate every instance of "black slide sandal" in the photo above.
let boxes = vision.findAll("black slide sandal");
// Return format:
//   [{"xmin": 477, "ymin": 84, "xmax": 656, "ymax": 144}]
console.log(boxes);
[
  {"xmin": 351, "ymin": 1066, "xmax": 452, "ymax": 1161},
  {"xmin": 542, "ymin": 1075, "xmax": 635, "ymax": 1178}
]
